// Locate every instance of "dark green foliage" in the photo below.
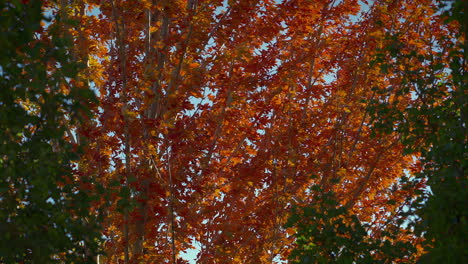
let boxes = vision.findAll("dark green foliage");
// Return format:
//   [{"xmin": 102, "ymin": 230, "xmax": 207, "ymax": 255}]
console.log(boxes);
[
  {"xmin": 415, "ymin": 1, "xmax": 467, "ymax": 262},
  {"xmin": 0, "ymin": 1, "xmax": 102, "ymax": 263},
  {"xmin": 367, "ymin": 0, "xmax": 467, "ymax": 262},
  {"xmin": 285, "ymin": 185, "xmax": 416, "ymax": 264}
]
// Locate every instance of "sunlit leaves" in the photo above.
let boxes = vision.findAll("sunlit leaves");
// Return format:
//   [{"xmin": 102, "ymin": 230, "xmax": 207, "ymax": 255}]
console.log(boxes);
[{"xmin": 69, "ymin": 0, "xmax": 458, "ymax": 263}]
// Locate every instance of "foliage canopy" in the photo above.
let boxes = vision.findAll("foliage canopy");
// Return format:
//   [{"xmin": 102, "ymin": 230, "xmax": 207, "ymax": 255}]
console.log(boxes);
[{"xmin": 1, "ymin": 0, "xmax": 465, "ymax": 263}]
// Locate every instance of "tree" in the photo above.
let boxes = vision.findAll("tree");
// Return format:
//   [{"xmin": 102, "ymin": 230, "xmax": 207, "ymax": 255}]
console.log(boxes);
[
  {"xmin": 367, "ymin": 0, "xmax": 466, "ymax": 262},
  {"xmin": 285, "ymin": 183, "xmax": 417, "ymax": 263},
  {"xmin": 416, "ymin": 2, "xmax": 467, "ymax": 261},
  {"xmin": 0, "ymin": 1, "xmax": 102, "ymax": 262},
  {"xmin": 287, "ymin": 0, "xmax": 465, "ymax": 263},
  {"xmin": 69, "ymin": 0, "xmax": 451, "ymax": 263}
]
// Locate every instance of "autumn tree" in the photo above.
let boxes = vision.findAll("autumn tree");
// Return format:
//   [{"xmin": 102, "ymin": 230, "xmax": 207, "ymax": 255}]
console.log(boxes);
[
  {"xmin": 69, "ymin": 0, "xmax": 453, "ymax": 263},
  {"xmin": 287, "ymin": 0, "xmax": 466, "ymax": 263},
  {"xmin": 0, "ymin": 1, "xmax": 102, "ymax": 262}
]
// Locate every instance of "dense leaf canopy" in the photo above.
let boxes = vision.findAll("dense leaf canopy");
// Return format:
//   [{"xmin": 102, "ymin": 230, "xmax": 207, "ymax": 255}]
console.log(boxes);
[
  {"xmin": 0, "ymin": 1, "xmax": 101, "ymax": 262},
  {"xmin": 0, "ymin": 0, "xmax": 465, "ymax": 263}
]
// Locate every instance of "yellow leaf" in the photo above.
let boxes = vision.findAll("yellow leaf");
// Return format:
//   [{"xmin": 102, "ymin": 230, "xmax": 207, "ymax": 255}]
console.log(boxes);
[
  {"xmin": 231, "ymin": 157, "xmax": 242, "ymax": 166},
  {"xmin": 337, "ymin": 168, "xmax": 347, "ymax": 177},
  {"xmin": 188, "ymin": 62, "xmax": 200, "ymax": 68},
  {"xmin": 246, "ymin": 146, "xmax": 256, "ymax": 156},
  {"xmin": 336, "ymin": 90, "xmax": 346, "ymax": 97},
  {"xmin": 272, "ymin": 95, "xmax": 282, "ymax": 106},
  {"xmin": 142, "ymin": 0, "xmax": 151, "ymax": 9},
  {"xmin": 150, "ymin": 26, "xmax": 159, "ymax": 33}
]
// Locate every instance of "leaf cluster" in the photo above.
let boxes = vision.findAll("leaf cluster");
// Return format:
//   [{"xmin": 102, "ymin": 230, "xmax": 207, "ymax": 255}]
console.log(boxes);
[
  {"xmin": 0, "ymin": 1, "xmax": 102, "ymax": 263},
  {"xmin": 366, "ymin": 0, "xmax": 467, "ymax": 262},
  {"xmin": 285, "ymin": 185, "xmax": 416, "ymax": 264}
]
